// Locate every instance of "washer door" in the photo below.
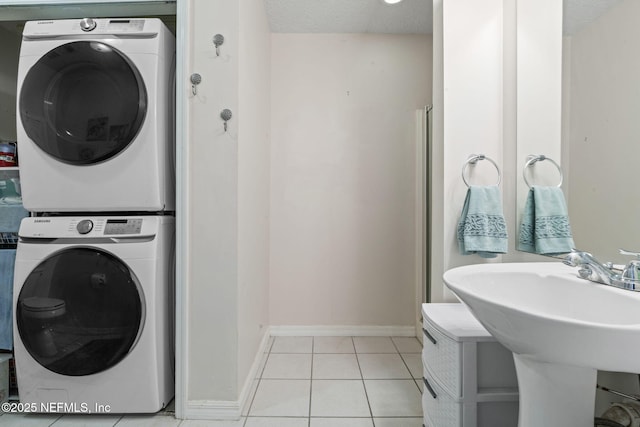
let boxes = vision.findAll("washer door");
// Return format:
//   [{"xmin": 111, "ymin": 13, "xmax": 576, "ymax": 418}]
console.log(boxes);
[
  {"xmin": 16, "ymin": 248, "xmax": 144, "ymax": 376},
  {"xmin": 19, "ymin": 41, "xmax": 147, "ymax": 165}
]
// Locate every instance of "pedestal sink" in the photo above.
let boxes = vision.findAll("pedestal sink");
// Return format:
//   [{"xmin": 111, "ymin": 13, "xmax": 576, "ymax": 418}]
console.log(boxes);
[{"xmin": 443, "ymin": 262, "xmax": 640, "ymax": 427}]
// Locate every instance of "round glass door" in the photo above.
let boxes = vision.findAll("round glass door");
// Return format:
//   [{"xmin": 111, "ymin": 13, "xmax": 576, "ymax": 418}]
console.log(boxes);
[
  {"xmin": 16, "ymin": 248, "xmax": 144, "ymax": 376},
  {"xmin": 19, "ymin": 41, "xmax": 147, "ymax": 165}
]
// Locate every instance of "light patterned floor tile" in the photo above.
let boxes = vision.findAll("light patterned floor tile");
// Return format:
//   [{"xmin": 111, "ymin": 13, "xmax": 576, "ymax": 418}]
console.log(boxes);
[
  {"xmin": 357, "ymin": 354, "xmax": 412, "ymax": 379},
  {"xmin": 352, "ymin": 337, "xmax": 396, "ymax": 353},
  {"xmin": 400, "ymin": 353, "xmax": 423, "ymax": 379},
  {"xmin": 364, "ymin": 380, "xmax": 422, "ymax": 417},
  {"xmin": 310, "ymin": 380, "xmax": 370, "ymax": 417},
  {"xmin": 271, "ymin": 337, "xmax": 313, "ymax": 354},
  {"xmin": 391, "ymin": 337, "xmax": 422, "ymax": 353},
  {"xmin": 249, "ymin": 380, "xmax": 311, "ymax": 417},
  {"xmin": 312, "ymin": 354, "xmax": 361, "ymax": 379},
  {"xmin": 115, "ymin": 414, "xmax": 181, "ymax": 426},
  {"xmin": 244, "ymin": 417, "xmax": 308, "ymax": 427},
  {"xmin": 262, "ymin": 354, "xmax": 312, "ymax": 379},
  {"xmin": 312, "ymin": 337, "xmax": 355, "ymax": 354},
  {"xmin": 374, "ymin": 417, "xmax": 424, "ymax": 427},
  {"xmin": 310, "ymin": 418, "xmax": 373, "ymax": 427}
]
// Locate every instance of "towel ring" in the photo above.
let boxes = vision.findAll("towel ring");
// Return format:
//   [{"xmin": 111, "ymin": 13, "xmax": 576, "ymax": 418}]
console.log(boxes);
[
  {"xmin": 523, "ymin": 154, "xmax": 563, "ymax": 189},
  {"xmin": 462, "ymin": 154, "xmax": 501, "ymax": 188}
]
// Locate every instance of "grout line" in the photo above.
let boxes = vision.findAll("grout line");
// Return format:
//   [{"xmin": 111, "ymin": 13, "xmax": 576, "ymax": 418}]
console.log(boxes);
[
  {"xmin": 393, "ymin": 339, "xmax": 421, "ymax": 387},
  {"xmin": 353, "ymin": 336, "xmax": 375, "ymax": 424},
  {"xmin": 47, "ymin": 415, "xmax": 66, "ymax": 426},
  {"xmin": 308, "ymin": 338, "xmax": 314, "ymax": 427},
  {"xmin": 112, "ymin": 415, "xmax": 125, "ymax": 426}
]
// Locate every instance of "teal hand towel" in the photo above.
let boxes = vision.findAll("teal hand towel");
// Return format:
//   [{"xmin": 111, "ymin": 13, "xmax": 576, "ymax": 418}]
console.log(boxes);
[
  {"xmin": 0, "ymin": 249, "xmax": 16, "ymax": 350},
  {"xmin": 517, "ymin": 186, "xmax": 575, "ymax": 255},
  {"xmin": 457, "ymin": 185, "xmax": 508, "ymax": 258}
]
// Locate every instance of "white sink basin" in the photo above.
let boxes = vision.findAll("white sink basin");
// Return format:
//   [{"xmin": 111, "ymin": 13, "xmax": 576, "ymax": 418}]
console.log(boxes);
[{"xmin": 444, "ymin": 262, "xmax": 640, "ymax": 427}]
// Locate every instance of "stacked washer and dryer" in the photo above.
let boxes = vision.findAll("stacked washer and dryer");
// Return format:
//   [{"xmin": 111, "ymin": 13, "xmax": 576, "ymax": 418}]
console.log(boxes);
[{"xmin": 12, "ymin": 18, "xmax": 176, "ymax": 413}]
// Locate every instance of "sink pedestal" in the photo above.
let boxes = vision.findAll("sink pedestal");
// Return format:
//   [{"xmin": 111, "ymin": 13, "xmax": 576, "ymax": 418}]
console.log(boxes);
[{"xmin": 514, "ymin": 355, "xmax": 597, "ymax": 427}]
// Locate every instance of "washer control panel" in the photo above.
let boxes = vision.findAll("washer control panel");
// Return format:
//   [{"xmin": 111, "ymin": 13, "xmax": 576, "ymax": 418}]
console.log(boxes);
[
  {"xmin": 79, "ymin": 18, "xmax": 97, "ymax": 32},
  {"xmin": 76, "ymin": 219, "xmax": 94, "ymax": 234}
]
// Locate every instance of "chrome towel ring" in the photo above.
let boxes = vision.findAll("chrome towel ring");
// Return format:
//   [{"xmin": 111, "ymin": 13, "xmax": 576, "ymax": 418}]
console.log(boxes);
[
  {"xmin": 523, "ymin": 154, "xmax": 563, "ymax": 188},
  {"xmin": 462, "ymin": 154, "xmax": 501, "ymax": 188}
]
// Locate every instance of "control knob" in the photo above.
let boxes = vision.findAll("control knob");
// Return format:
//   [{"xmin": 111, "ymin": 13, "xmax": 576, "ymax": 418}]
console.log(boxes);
[
  {"xmin": 80, "ymin": 18, "xmax": 97, "ymax": 32},
  {"xmin": 77, "ymin": 219, "xmax": 94, "ymax": 235}
]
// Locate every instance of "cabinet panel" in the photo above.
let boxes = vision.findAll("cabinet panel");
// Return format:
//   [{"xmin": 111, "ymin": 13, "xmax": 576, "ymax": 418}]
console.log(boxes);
[
  {"xmin": 422, "ymin": 303, "xmax": 520, "ymax": 427},
  {"xmin": 422, "ymin": 319, "xmax": 462, "ymax": 397},
  {"xmin": 422, "ymin": 370, "xmax": 463, "ymax": 427}
]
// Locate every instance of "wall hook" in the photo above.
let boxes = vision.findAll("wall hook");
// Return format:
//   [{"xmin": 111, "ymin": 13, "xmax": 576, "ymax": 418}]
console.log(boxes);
[
  {"xmin": 213, "ymin": 34, "xmax": 225, "ymax": 57},
  {"xmin": 220, "ymin": 109, "xmax": 232, "ymax": 132},
  {"xmin": 190, "ymin": 73, "xmax": 202, "ymax": 96}
]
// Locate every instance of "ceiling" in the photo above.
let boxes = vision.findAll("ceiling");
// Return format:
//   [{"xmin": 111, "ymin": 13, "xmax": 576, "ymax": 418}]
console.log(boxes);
[{"xmin": 264, "ymin": 0, "xmax": 624, "ymax": 35}]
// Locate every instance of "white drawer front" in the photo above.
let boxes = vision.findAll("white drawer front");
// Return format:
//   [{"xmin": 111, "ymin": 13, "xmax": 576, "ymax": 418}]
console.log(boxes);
[
  {"xmin": 422, "ymin": 319, "xmax": 462, "ymax": 397},
  {"xmin": 422, "ymin": 371, "xmax": 462, "ymax": 427}
]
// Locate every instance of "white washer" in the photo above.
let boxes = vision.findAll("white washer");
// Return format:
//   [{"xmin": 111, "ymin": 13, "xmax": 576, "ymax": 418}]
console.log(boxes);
[
  {"xmin": 16, "ymin": 18, "xmax": 175, "ymax": 212},
  {"xmin": 13, "ymin": 216, "xmax": 174, "ymax": 413}
]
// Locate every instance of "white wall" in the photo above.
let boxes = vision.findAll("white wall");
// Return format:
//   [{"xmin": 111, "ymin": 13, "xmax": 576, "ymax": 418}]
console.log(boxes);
[
  {"xmin": 432, "ymin": 0, "xmax": 506, "ymax": 302},
  {"xmin": 237, "ymin": 0, "xmax": 271, "ymax": 395},
  {"xmin": 430, "ymin": 0, "xmax": 565, "ymax": 301},
  {"xmin": 516, "ymin": 0, "xmax": 563, "ymax": 224},
  {"xmin": 185, "ymin": 0, "xmax": 270, "ymax": 415},
  {"xmin": 269, "ymin": 33, "xmax": 431, "ymax": 327},
  {"xmin": 187, "ymin": 0, "xmax": 239, "ymax": 404}
]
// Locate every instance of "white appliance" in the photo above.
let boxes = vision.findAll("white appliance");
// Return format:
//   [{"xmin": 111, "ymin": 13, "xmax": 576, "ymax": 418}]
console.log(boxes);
[
  {"xmin": 16, "ymin": 18, "xmax": 175, "ymax": 212},
  {"xmin": 13, "ymin": 216, "xmax": 174, "ymax": 413}
]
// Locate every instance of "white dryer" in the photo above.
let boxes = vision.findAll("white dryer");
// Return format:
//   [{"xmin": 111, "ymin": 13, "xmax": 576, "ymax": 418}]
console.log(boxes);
[
  {"xmin": 13, "ymin": 216, "xmax": 174, "ymax": 413},
  {"xmin": 16, "ymin": 18, "xmax": 175, "ymax": 212}
]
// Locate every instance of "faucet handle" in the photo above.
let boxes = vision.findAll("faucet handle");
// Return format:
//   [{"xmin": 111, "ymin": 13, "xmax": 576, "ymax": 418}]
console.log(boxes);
[
  {"xmin": 618, "ymin": 250, "xmax": 640, "ymax": 282},
  {"xmin": 621, "ymin": 260, "xmax": 640, "ymax": 282}
]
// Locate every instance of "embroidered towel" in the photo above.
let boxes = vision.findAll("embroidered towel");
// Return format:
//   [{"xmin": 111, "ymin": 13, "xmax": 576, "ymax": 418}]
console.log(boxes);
[
  {"xmin": 457, "ymin": 185, "xmax": 508, "ymax": 258},
  {"xmin": 517, "ymin": 185, "xmax": 575, "ymax": 255},
  {"xmin": 0, "ymin": 203, "xmax": 28, "ymax": 233},
  {"xmin": 0, "ymin": 249, "xmax": 16, "ymax": 350}
]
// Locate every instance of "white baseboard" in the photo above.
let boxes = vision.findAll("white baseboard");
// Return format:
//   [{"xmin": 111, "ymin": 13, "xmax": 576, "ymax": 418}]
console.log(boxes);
[
  {"xmin": 269, "ymin": 325, "xmax": 417, "ymax": 337},
  {"xmin": 183, "ymin": 330, "xmax": 271, "ymax": 420},
  {"xmin": 183, "ymin": 399, "xmax": 241, "ymax": 420}
]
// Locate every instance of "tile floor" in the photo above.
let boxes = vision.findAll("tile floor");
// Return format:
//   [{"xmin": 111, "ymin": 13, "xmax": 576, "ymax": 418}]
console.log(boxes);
[{"xmin": 0, "ymin": 336, "xmax": 424, "ymax": 427}]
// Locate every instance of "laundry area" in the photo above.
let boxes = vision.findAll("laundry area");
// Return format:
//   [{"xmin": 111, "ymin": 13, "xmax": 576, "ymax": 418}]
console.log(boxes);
[
  {"xmin": 0, "ymin": 0, "xmax": 178, "ymax": 416},
  {"xmin": 0, "ymin": 0, "xmax": 434, "ymax": 424}
]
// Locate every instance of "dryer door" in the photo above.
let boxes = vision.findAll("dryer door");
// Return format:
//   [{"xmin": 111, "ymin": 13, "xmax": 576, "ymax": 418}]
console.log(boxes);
[
  {"xmin": 19, "ymin": 41, "xmax": 147, "ymax": 165},
  {"xmin": 16, "ymin": 247, "xmax": 144, "ymax": 376}
]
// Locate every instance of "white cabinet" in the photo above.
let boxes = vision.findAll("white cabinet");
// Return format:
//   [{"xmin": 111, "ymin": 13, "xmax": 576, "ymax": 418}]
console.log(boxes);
[{"xmin": 422, "ymin": 303, "xmax": 519, "ymax": 427}]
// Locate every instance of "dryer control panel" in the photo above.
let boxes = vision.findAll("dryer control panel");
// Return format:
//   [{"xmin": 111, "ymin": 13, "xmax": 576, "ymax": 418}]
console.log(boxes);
[
  {"xmin": 104, "ymin": 219, "xmax": 143, "ymax": 235},
  {"xmin": 22, "ymin": 18, "xmax": 164, "ymax": 38},
  {"xmin": 18, "ymin": 216, "xmax": 165, "ymax": 239}
]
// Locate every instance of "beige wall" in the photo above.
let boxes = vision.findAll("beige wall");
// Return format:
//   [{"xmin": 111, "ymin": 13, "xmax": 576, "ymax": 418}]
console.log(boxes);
[{"xmin": 269, "ymin": 33, "xmax": 431, "ymax": 326}]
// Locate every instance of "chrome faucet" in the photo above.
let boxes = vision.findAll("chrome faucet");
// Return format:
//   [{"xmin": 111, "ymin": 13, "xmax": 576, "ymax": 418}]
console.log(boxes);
[{"xmin": 563, "ymin": 249, "xmax": 640, "ymax": 291}]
